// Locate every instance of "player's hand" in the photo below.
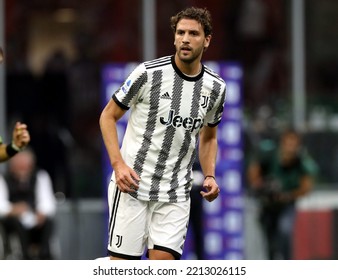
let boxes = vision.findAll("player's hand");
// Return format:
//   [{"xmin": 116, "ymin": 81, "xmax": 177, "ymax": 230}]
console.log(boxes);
[
  {"xmin": 12, "ymin": 122, "xmax": 30, "ymax": 149},
  {"xmin": 113, "ymin": 161, "xmax": 140, "ymax": 193},
  {"xmin": 200, "ymin": 176, "xmax": 220, "ymax": 202}
]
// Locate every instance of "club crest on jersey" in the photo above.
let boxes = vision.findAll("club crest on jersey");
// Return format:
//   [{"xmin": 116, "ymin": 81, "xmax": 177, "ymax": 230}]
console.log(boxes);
[
  {"xmin": 201, "ymin": 91, "xmax": 210, "ymax": 108},
  {"xmin": 201, "ymin": 96, "xmax": 210, "ymax": 108},
  {"xmin": 160, "ymin": 109, "xmax": 203, "ymax": 132}
]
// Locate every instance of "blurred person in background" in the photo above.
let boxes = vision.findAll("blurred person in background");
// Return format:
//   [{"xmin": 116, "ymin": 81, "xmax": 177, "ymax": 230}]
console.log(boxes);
[
  {"xmin": 0, "ymin": 149, "xmax": 56, "ymax": 259},
  {"xmin": 247, "ymin": 129, "xmax": 318, "ymax": 259},
  {"xmin": 0, "ymin": 122, "xmax": 30, "ymax": 163},
  {"xmin": 189, "ymin": 161, "xmax": 205, "ymax": 260}
]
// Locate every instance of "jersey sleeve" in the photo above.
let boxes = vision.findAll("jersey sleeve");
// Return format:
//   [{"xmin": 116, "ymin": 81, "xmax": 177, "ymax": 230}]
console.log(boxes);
[
  {"xmin": 112, "ymin": 63, "xmax": 148, "ymax": 110},
  {"xmin": 204, "ymin": 85, "xmax": 226, "ymax": 127}
]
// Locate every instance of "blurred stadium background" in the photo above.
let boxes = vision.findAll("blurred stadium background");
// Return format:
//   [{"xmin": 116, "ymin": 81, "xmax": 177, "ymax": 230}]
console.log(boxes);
[{"xmin": 1, "ymin": 0, "xmax": 338, "ymax": 259}]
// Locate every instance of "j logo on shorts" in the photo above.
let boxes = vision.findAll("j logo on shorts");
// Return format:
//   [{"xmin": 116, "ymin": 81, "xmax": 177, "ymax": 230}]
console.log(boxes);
[{"xmin": 116, "ymin": 235, "xmax": 123, "ymax": 248}]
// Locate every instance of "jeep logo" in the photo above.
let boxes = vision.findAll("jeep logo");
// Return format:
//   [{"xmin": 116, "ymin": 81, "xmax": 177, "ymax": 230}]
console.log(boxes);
[{"xmin": 160, "ymin": 109, "xmax": 203, "ymax": 132}]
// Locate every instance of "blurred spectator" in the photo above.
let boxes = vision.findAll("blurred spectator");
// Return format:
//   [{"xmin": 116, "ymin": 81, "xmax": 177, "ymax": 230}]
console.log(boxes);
[
  {"xmin": 247, "ymin": 129, "xmax": 319, "ymax": 259},
  {"xmin": 0, "ymin": 149, "xmax": 56, "ymax": 259}
]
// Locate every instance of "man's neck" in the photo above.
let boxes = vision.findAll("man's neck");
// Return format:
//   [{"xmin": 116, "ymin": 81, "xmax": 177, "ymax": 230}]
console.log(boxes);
[{"xmin": 174, "ymin": 54, "xmax": 202, "ymax": 76}]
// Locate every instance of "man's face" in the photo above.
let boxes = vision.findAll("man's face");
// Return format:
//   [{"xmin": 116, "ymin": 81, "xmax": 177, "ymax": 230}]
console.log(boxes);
[
  {"xmin": 9, "ymin": 152, "xmax": 34, "ymax": 181},
  {"xmin": 174, "ymin": 18, "xmax": 211, "ymax": 64},
  {"xmin": 281, "ymin": 134, "xmax": 300, "ymax": 157}
]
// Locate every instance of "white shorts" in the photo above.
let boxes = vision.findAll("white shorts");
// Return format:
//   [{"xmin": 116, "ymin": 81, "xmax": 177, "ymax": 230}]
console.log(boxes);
[{"xmin": 107, "ymin": 181, "xmax": 190, "ymax": 260}]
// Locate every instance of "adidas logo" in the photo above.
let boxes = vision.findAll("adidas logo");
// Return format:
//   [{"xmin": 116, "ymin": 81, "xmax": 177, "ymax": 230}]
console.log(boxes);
[{"xmin": 160, "ymin": 92, "xmax": 171, "ymax": 100}]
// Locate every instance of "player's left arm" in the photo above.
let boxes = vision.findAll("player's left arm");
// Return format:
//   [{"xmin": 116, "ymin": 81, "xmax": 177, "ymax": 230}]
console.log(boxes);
[{"xmin": 198, "ymin": 125, "xmax": 220, "ymax": 202}]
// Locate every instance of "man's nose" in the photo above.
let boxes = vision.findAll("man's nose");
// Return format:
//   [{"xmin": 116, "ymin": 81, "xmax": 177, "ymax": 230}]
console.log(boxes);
[{"xmin": 182, "ymin": 33, "xmax": 190, "ymax": 43}]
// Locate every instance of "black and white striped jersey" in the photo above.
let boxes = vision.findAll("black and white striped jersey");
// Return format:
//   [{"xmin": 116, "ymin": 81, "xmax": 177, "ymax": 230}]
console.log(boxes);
[{"xmin": 112, "ymin": 55, "xmax": 226, "ymax": 202}]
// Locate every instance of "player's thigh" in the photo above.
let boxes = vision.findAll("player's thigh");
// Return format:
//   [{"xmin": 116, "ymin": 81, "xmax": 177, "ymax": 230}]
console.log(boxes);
[
  {"xmin": 148, "ymin": 199, "xmax": 190, "ymax": 260},
  {"xmin": 107, "ymin": 182, "xmax": 148, "ymax": 258}
]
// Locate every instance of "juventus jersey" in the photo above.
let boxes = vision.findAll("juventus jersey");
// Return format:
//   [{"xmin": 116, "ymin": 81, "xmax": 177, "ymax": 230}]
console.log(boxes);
[{"xmin": 112, "ymin": 55, "xmax": 226, "ymax": 203}]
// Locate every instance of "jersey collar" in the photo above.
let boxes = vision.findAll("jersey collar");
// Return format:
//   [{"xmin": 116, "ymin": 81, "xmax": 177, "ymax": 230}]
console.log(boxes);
[{"xmin": 171, "ymin": 55, "xmax": 204, "ymax": 81}]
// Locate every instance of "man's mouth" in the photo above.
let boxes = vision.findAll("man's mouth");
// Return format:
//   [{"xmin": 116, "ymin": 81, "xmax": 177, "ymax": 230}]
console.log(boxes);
[{"xmin": 180, "ymin": 46, "xmax": 192, "ymax": 52}]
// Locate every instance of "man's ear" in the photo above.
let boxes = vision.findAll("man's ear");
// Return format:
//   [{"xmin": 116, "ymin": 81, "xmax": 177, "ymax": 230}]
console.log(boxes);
[{"xmin": 204, "ymin": 35, "xmax": 212, "ymax": 51}]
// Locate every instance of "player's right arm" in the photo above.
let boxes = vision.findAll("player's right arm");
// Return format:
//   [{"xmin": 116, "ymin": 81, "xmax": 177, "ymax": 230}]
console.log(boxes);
[{"xmin": 99, "ymin": 99, "xmax": 140, "ymax": 193}]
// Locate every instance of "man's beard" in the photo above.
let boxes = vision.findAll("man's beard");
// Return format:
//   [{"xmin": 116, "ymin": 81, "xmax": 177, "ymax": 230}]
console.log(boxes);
[{"xmin": 177, "ymin": 47, "xmax": 202, "ymax": 64}]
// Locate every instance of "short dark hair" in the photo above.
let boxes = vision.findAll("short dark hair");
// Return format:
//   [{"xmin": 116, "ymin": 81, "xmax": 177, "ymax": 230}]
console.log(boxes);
[{"xmin": 170, "ymin": 7, "xmax": 213, "ymax": 37}]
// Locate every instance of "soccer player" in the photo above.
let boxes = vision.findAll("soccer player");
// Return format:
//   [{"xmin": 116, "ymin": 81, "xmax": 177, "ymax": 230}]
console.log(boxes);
[
  {"xmin": 0, "ymin": 122, "xmax": 30, "ymax": 162},
  {"xmin": 100, "ymin": 7, "xmax": 226, "ymax": 260}
]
